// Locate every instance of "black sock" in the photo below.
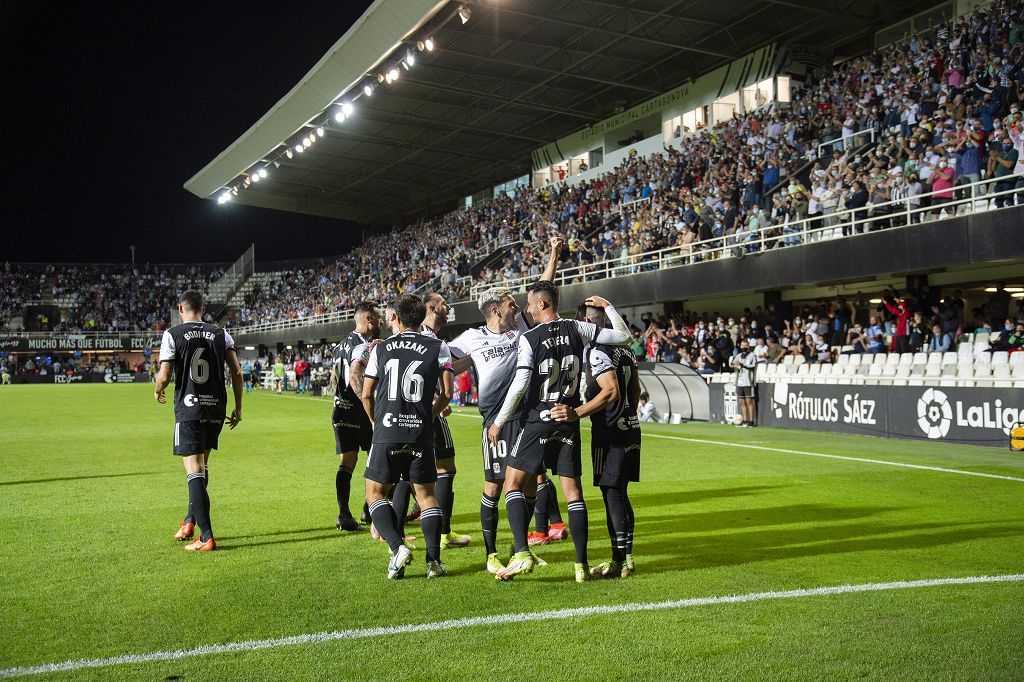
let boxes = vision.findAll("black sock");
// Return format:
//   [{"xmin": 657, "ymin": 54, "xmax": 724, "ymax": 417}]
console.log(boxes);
[
  {"xmin": 547, "ymin": 478, "xmax": 564, "ymax": 524},
  {"xmin": 183, "ymin": 469, "xmax": 206, "ymax": 525},
  {"xmin": 187, "ymin": 472, "xmax": 212, "ymax": 541},
  {"xmin": 525, "ymin": 495, "xmax": 537, "ymax": 532},
  {"xmin": 624, "ymin": 487, "xmax": 634, "ymax": 555},
  {"xmin": 534, "ymin": 479, "xmax": 550, "ymax": 534},
  {"xmin": 369, "ymin": 498, "xmax": 403, "ymax": 553},
  {"xmin": 481, "ymin": 492, "xmax": 499, "ymax": 555},
  {"xmin": 361, "ymin": 501, "xmax": 371, "ymax": 524},
  {"xmin": 436, "ymin": 473, "xmax": 455, "ymax": 536},
  {"xmin": 567, "ymin": 499, "xmax": 588, "ymax": 564},
  {"xmin": 601, "ymin": 485, "xmax": 628, "ymax": 562},
  {"xmin": 392, "ymin": 480, "xmax": 412, "ymax": 535},
  {"xmin": 336, "ymin": 465, "xmax": 353, "ymax": 518},
  {"xmin": 419, "ymin": 506, "xmax": 443, "ymax": 562},
  {"xmin": 505, "ymin": 490, "xmax": 530, "ymax": 554}
]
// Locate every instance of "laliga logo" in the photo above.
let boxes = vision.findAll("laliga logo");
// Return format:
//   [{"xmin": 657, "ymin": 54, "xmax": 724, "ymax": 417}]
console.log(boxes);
[
  {"xmin": 382, "ymin": 413, "xmax": 394, "ymax": 427},
  {"xmin": 184, "ymin": 394, "xmax": 198, "ymax": 407},
  {"xmin": 917, "ymin": 388, "xmax": 952, "ymax": 439}
]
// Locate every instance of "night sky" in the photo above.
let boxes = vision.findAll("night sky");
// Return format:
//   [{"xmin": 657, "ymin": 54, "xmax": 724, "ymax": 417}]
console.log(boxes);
[{"xmin": 4, "ymin": 2, "xmax": 375, "ymax": 264}]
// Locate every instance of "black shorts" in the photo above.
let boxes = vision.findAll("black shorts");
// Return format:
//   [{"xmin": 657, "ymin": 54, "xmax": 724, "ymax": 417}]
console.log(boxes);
[
  {"xmin": 363, "ymin": 442, "xmax": 437, "ymax": 485},
  {"xmin": 481, "ymin": 419, "xmax": 524, "ymax": 482},
  {"xmin": 334, "ymin": 421, "xmax": 372, "ymax": 454},
  {"xmin": 434, "ymin": 416, "xmax": 456, "ymax": 462},
  {"xmin": 736, "ymin": 385, "xmax": 754, "ymax": 398},
  {"xmin": 592, "ymin": 440, "xmax": 641, "ymax": 487},
  {"xmin": 173, "ymin": 420, "xmax": 224, "ymax": 456},
  {"xmin": 507, "ymin": 424, "xmax": 582, "ymax": 478}
]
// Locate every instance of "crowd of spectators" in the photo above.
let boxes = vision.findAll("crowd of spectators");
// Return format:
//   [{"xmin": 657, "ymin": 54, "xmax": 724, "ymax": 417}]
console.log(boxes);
[
  {"xmin": 631, "ymin": 284, "xmax": 1024, "ymax": 373},
  {"xmin": 1, "ymin": 263, "xmax": 223, "ymax": 333}
]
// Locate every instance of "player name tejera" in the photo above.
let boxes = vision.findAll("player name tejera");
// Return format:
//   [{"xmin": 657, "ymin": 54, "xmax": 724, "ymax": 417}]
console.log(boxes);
[
  {"xmin": 541, "ymin": 335, "xmax": 570, "ymax": 349},
  {"xmin": 386, "ymin": 339, "xmax": 427, "ymax": 354},
  {"xmin": 183, "ymin": 330, "xmax": 217, "ymax": 341}
]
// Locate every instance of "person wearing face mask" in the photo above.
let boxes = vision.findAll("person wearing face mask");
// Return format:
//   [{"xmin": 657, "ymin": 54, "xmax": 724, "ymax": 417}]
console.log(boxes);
[
  {"xmin": 989, "ymin": 134, "xmax": 1019, "ymax": 207},
  {"xmin": 927, "ymin": 157, "xmax": 955, "ymax": 218}
]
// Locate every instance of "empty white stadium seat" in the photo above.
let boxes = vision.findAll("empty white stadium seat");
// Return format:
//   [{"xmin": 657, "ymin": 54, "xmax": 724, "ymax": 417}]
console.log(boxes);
[
  {"xmin": 1010, "ymin": 352, "xmax": 1024, "ymax": 366},
  {"xmin": 924, "ymin": 364, "xmax": 941, "ymax": 378},
  {"xmin": 887, "ymin": 353, "xmax": 902, "ymax": 366},
  {"xmin": 926, "ymin": 352, "xmax": 942, "ymax": 366},
  {"xmin": 992, "ymin": 351, "xmax": 1009, "ymax": 366},
  {"xmin": 942, "ymin": 352, "xmax": 958, "ymax": 365},
  {"xmin": 975, "ymin": 331, "xmax": 990, "ymax": 345},
  {"xmin": 873, "ymin": 353, "xmax": 888, "ymax": 365},
  {"xmin": 835, "ymin": 354, "xmax": 849, "ymax": 366},
  {"xmin": 912, "ymin": 352, "xmax": 928, "ymax": 366},
  {"xmin": 847, "ymin": 354, "xmax": 862, "ymax": 367},
  {"xmin": 958, "ymin": 344, "xmax": 974, "ymax": 357},
  {"xmin": 975, "ymin": 352, "xmax": 991, "ymax": 366}
]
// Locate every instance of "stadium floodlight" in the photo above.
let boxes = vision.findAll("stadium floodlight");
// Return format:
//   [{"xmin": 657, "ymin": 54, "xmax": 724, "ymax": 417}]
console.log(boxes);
[
  {"xmin": 424, "ymin": 37, "xmax": 435, "ymax": 51},
  {"xmin": 285, "ymin": 147, "xmax": 294, "ymax": 159},
  {"xmin": 458, "ymin": 5, "xmax": 471, "ymax": 23},
  {"xmin": 363, "ymin": 84, "xmax": 373, "ymax": 97},
  {"xmin": 401, "ymin": 59, "xmax": 410, "ymax": 71},
  {"xmin": 405, "ymin": 49, "xmax": 416, "ymax": 67},
  {"xmin": 342, "ymin": 102, "xmax": 354, "ymax": 117},
  {"xmin": 388, "ymin": 67, "xmax": 399, "ymax": 82},
  {"xmin": 273, "ymin": 160, "xmax": 280, "ymax": 168},
  {"xmin": 243, "ymin": 177, "xmax": 251, "ymax": 187},
  {"xmin": 230, "ymin": 186, "xmax": 238, "ymax": 195},
  {"xmin": 303, "ymin": 136, "xmax": 312, "ymax": 148},
  {"xmin": 251, "ymin": 172, "xmax": 260, "ymax": 182},
  {"xmin": 335, "ymin": 110, "xmax": 346, "ymax": 123},
  {"xmin": 217, "ymin": 191, "xmax": 232, "ymax": 204},
  {"xmin": 316, "ymin": 126, "xmax": 325, "ymax": 138},
  {"xmin": 295, "ymin": 143, "xmax": 304, "ymax": 153},
  {"xmin": 258, "ymin": 167, "xmax": 268, "ymax": 178}
]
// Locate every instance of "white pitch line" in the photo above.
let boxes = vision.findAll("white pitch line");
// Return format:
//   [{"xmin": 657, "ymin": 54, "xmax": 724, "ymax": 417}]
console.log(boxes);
[
  {"xmin": 2, "ymin": 574, "xmax": 1021, "ymax": 679},
  {"xmin": 449, "ymin": 411, "xmax": 1024, "ymax": 483}
]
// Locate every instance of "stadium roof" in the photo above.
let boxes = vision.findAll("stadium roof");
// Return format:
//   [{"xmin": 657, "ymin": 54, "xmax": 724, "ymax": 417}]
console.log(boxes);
[{"xmin": 185, "ymin": 0, "xmax": 937, "ymax": 226}]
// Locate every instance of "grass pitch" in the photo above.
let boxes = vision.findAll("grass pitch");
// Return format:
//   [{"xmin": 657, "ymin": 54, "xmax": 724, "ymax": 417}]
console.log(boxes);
[{"xmin": 0, "ymin": 384, "xmax": 1022, "ymax": 680}]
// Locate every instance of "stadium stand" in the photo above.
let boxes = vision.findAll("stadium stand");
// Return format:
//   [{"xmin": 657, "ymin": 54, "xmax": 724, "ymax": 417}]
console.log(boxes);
[{"xmin": 206, "ymin": 0, "xmax": 1024, "ymax": 331}]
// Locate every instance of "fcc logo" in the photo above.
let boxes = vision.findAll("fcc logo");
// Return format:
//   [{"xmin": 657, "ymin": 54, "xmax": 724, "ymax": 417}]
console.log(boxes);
[
  {"xmin": 184, "ymin": 393, "xmax": 198, "ymax": 407},
  {"xmin": 917, "ymin": 388, "xmax": 952, "ymax": 439}
]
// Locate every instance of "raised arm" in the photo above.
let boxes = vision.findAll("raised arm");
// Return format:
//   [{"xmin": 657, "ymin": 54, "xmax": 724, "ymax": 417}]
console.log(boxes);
[
  {"xmin": 586, "ymin": 296, "xmax": 631, "ymax": 345},
  {"xmin": 539, "ymin": 236, "xmax": 566, "ymax": 283}
]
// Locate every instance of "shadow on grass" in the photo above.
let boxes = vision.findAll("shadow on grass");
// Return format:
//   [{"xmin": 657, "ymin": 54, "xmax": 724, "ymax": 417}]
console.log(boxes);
[
  {"xmin": 216, "ymin": 527, "xmax": 342, "ymax": 541},
  {"xmin": 448, "ymin": 485, "xmax": 782, "ymax": 527},
  {"xmin": 216, "ymin": 532, "xmax": 345, "ymax": 550},
  {"xmin": 0, "ymin": 471, "xmax": 164, "ymax": 486}
]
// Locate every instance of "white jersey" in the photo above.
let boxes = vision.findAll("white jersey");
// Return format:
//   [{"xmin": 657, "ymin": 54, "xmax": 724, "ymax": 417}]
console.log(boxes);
[{"xmin": 448, "ymin": 314, "xmax": 530, "ymax": 426}]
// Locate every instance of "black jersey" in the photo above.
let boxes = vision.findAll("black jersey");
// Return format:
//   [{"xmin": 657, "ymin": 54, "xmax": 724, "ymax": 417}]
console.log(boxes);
[
  {"xmin": 364, "ymin": 331, "xmax": 452, "ymax": 447},
  {"xmin": 158, "ymin": 322, "xmax": 234, "ymax": 422},
  {"xmin": 516, "ymin": 318, "xmax": 598, "ymax": 429},
  {"xmin": 331, "ymin": 331, "xmax": 373, "ymax": 423},
  {"xmin": 585, "ymin": 343, "xmax": 640, "ymax": 441}
]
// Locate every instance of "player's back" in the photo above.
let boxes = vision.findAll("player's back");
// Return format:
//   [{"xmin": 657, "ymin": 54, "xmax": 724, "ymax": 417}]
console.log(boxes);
[
  {"xmin": 366, "ymin": 331, "xmax": 448, "ymax": 446},
  {"xmin": 163, "ymin": 321, "xmax": 229, "ymax": 422},
  {"xmin": 521, "ymin": 318, "xmax": 590, "ymax": 429}
]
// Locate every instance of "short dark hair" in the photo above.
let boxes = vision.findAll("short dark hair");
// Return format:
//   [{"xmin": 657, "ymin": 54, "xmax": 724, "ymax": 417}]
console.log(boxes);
[
  {"xmin": 528, "ymin": 280, "xmax": 559, "ymax": 309},
  {"xmin": 392, "ymin": 293, "xmax": 426, "ymax": 329},
  {"xmin": 179, "ymin": 290, "xmax": 204, "ymax": 313},
  {"xmin": 640, "ymin": 391, "xmax": 650, "ymax": 401},
  {"xmin": 353, "ymin": 302, "xmax": 377, "ymax": 316}
]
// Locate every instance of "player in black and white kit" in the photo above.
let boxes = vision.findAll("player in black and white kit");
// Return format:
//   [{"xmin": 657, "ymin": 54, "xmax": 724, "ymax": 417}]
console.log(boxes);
[
  {"xmin": 568, "ymin": 299, "xmax": 641, "ymax": 579},
  {"xmin": 487, "ymin": 283, "xmax": 630, "ymax": 582},
  {"xmin": 330, "ymin": 302, "xmax": 381, "ymax": 531},
  {"xmin": 361, "ymin": 294, "xmax": 454, "ymax": 579},
  {"xmin": 448, "ymin": 237, "xmax": 566, "ymax": 574},
  {"xmin": 389, "ymin": 292, "xmax": 473, "ymax": 548},
  {"xmin": 154, "ymin": 290, "xmax": 243, "ymax": 552}
]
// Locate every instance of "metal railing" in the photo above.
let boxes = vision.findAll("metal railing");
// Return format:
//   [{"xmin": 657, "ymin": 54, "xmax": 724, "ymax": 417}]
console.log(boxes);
[
  {"xmin": 816, "ymin": 128, "xmax": 877, "ymax": 158},
  {"xmin": 469, "ymin": 171, "xmax": 1024, "ymax": 300}
]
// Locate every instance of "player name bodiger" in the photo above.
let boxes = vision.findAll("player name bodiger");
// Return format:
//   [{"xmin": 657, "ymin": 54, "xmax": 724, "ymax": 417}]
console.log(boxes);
[
  {"xmin": 540, "ymin": 334, "xmax": 571, "ymax": 349},
  {"xmin": 182, "ymin": 330, "xmax": 217, "ymax": 341},
  {"xmin": 386, "ymin": 338, "xmax": 428, "ymax": 354}
]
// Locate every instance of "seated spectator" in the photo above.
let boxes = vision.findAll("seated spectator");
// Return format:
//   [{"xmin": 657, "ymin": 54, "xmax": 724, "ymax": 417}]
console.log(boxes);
[{"xmin": 637, "ymin": 392, "xmax": 662, "ymax": 422}]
